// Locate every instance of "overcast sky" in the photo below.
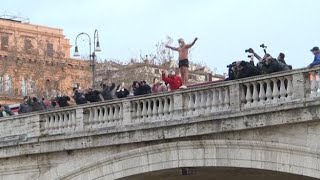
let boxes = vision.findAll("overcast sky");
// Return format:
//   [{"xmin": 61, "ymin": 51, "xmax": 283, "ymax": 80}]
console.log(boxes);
[{"xmin": 1, "ymin": 0, "xmax": 319, "ymax": 74}]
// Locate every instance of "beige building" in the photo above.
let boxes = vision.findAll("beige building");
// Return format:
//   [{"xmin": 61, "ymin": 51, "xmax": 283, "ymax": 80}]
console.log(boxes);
[
  {"xmin": 96, "ymin": 58, "xmax": 224, "ymax": 88},
  {"xmin": 0, "ymin": 17, "xmax": 92, "ymax": 104}
]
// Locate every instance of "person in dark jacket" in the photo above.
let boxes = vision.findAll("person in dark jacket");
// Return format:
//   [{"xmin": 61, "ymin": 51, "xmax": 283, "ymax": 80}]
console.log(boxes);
[
  {"xmin": 115, "ymin": 82, "xmax": 130, "ymax": 99},
  {"xmin": 56, "ymin": 96, "xmax": 71, "ymax": 107},
  {"xmin": 29, "ymin": 97, "xmax": 46, "ymax": 112},
  {"xmin": 235, "ymin": 61, "xmax": 261, "ymax": 79},
  {"xmin": 73, "ymin": 88, "xmax": 88, "ymax": 105},
  {"xmin": 133, "ymin": 81, "xmax": 151, "ymax": 96},
  {"xmin": 85, "ymin": 88, "xmax": 102, "ymax": 103},
  {"xmin": 277, "ymin": 53, "xmax": 292, "ymax": 70},
  {"xmin": 100, "ymin": 81, "xmax": 115, "ymax": 100},
  {"xmin": 18, "ymin": 96, "xmax": 32, "ymax": 114},
  {"xmin": 254, "ymin": 53, "xmax": 286, "ymax": 74}
]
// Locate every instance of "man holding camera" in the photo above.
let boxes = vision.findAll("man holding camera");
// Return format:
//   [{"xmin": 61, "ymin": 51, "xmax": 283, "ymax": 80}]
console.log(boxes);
[
  {"xmin": 165, "ymin": 37, "xmax": 198, "ymax": 89},
  {"xmin": 247, "ymin": 48, "xmax": 288, "ymax": 74}
]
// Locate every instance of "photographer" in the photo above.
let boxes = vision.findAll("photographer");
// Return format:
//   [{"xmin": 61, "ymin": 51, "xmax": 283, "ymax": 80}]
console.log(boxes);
[
  {"xmin": 246, "ymin": 48, "xmax": 287, "ymax": 74},
  {"xmin": 226, "ymin": 60, "xmax": 260, "ymax": 80}
]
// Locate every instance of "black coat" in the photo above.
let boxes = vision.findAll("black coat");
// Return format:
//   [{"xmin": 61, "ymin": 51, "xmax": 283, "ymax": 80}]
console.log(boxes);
[
  {"xmin": 57, "ymin": 96, "xmax": 71, "ymax": 107},
  {"xmin": 85, "ymin": 90, "xmax": 102, "ymax": 103},
  {"xmin": 101, "ymin": 83, "xmax": 115, "ymax": 100},
  {"xmin": 115, "ymin": 85, "xmax": 130, "ymax": 99},
  {"xmin": 73, "ymin": 92, "xmax": 88, "ymax": 105},
  {"xmin": 133, "ymin": 85, "xmax": 151, "ymax": 96}
]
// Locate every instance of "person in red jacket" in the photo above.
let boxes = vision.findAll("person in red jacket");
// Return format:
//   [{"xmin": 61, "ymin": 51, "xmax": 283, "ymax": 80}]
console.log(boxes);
[{"xmin": 161, "ymin": 70, "xmax": 182, "ymax": 91}]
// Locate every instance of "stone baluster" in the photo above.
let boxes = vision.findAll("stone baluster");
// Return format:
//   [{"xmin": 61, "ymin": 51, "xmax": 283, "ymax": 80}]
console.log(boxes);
[
  {"xmin": 158, "ymin": 98, "xmax": 164, "ymax": 117},
  {"xmin": 279, "ymin": 77, "xmax": 287, "ymax": 102},
  {"xmin": 109, "ymin": 106, "xmax": 114, "ymax": 125},
  {"xmin": 46, "ymin": 115, "xmax": 50, "ymax": 132},
  {"xmin": 141, "ymin": 100, "xmax": 147, "ymax": 119},
  {"xmin": 258, "ymin": 81, "xmax": 266, "ymax": 105},
  {"xmin": 252, "ymin": 82, "xmax": 259, "ymax": 106},
  {"xmin": 200, "ymin": 91, "xmax": 207, "ymax": 112},
  {"xmin": 286, "ymin": 76, "xmax": 293, "ymax": 100},
  {"xmin": 152, "ymin": 99, "xmax": 158, "ymax": 120},
  {"xmin": 218, "ymin": 88, "xmax": 224, "ymax": 110},
  {"xmin": 49, "ymin": 115, "xmax": 55, "ymax": 132},
  {"xmin": 65, "ymin": 112, "xmax": 71, "ymax": 129},
  {"xmin": 265, "ymin": 79, "xmax": 272, "ymax": 103},
  {"xmin": 244, "ymin": 83, "xmax": 252, "ymax": 108},
  {"xmin": 169, "ymin": 96, "xmax": 174, "ymax": 116},
  {"xmin": 272, "ymin": 78, "xmax": 280, "ymax": 103},
  {"xmin": 119, "ymin": 104, "xmax": 123, "ymax": 121},
  {"xmin": 240, "ymin": 85, "xmax": 246, "ymax": 106},
  {"xmin": 106, "ymin": 107, "xmax": 111, "ymax": 124},
  {"xmin": 310, "ymin": 71, "xmax": 318, "ymax": 97},
  {"xmin": 205, "ymin": 89, "xmax": 212, "ymax": 113},
  {"xmin": 147, "ymin": 99, "xmax": 152, "ymax": 119},
  {"xmin": 97, "ymin": 107, "xmax": 104, "ymax": 126},
  {"xmin": 194, "ymin": 92, "xmax": 200, "ymax": 113},
  {"xmin": 131, "ymin": 102, "xmax": 137, "ymax": 119},
  {"xmin": 92, "ymin": 107, "xmax": 98, "ymax": 127},
  {"xmin": 224, "ymin": 87, "xmax": 230, "ymax": 109},
  {"xmin": 211, "ymin": 89, "xmax": 218, "ymax": 111},
  {"xmin": 163, "ymin": 97, "xmax": 169, "ymax": 116},
  {"xmin": 58, "ymin": 113, "xmax": 63, "ymax": 132},
  {"xmin": 114, "ymin": 105, "xmax": 119, "ymax": 125},
  {"xmin": 136, "ymin": 102, "xmax": 142, "ymax": 119},
  {"xmin": 102, "ymin": 106, "xmax": 107, "ymax": 125}
]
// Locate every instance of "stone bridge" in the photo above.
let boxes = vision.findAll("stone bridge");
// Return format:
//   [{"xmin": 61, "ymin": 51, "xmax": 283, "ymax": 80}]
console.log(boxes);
[{"xmin": 1, "ymin": 67, "xmax": 320, "ymax": 179}]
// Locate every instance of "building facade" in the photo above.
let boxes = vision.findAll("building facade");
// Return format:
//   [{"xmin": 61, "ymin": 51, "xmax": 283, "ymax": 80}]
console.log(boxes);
[{"xmin": 0, "ymin": 18, "xmax": 92, "ymax": 104}]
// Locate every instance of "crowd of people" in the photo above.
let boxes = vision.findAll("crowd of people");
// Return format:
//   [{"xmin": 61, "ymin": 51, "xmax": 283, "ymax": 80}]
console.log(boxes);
[
  {"xmin": 226, "ymin": 46, "xmax": 320, "ymax": 80},
  {"xmin": 0, "ymin": 69, "xmax": 182, "ymax": 116},
  {"xmin": 1, "ymin": 37, "xmax": 320, "ymax": 117}
]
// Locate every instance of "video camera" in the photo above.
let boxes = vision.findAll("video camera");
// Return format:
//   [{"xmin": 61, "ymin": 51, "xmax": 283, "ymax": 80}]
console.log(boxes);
[
  {"xmin": 260, "ymin": 44, "xmax": 267, "ymax": 54},
  {"xmin": 226, "ymin": 62, "xmax": 236, "ymax": 68},
  {"xmin": 245, "ymin": 48, "xmax": 254, "ymax": 53}
]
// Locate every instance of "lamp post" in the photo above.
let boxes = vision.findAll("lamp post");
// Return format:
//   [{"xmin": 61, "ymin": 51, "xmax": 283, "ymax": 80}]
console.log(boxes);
[{"xmin": 73, "ymin": 30, "xmax": 101, "ymax": 88}]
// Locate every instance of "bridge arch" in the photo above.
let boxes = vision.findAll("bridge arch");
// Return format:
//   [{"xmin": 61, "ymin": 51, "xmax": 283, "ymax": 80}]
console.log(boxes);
[{"xmin": 53, "ymin": 140, "xmax": 319, "ymax": 180}]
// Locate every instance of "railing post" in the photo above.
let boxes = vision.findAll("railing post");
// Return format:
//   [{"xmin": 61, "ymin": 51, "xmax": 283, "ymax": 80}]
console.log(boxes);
[
  {"xmin": 75, "ymin": 108, "xmax": 84, "ymax": 130},
  {"xmin": 122, "ymin": 100, "xmax": 132, "ymax": 125},
  {"xmin": 292, "ymin": 72, "xmax": 306, "ymax": 100},
  {"xmin": 229, "ymin": 83, "xmax": 241, "ymax": 112},
  {"xmin": 173, "ymin": 92, "xmax": 184, "ymax": 117},
  {"xmin": 28, "ymin": 114, "xmax": 41, "ymax": 138}
]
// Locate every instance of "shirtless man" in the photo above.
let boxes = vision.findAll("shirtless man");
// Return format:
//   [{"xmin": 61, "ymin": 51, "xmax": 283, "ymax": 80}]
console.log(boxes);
[{"xmin": 165, "ymin": 37, "xmax": 198, "ymax": 88}]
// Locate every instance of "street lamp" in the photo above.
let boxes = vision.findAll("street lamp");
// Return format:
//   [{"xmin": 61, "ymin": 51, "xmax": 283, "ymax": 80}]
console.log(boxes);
[{"xmin": 74, "ymin": 30, "xmax": 101, "ymax": 88}]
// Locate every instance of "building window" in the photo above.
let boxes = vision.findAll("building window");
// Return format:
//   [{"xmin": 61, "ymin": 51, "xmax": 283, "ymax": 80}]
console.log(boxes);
[
  {"xmin": 46, "ymin": 43, "xmax": 53, "ymax": 57},
  {"xmin": 0, "ymin": 76, "xmax": 3, "ymax": 93},
  {"xmin": 1, "ymin": 35, "xmax": 9, "ymax": 51},
  {"xmin": 5, "ymin": 74, "xmax": 12, "ymax": 94},
  {"xmin": 24, "ymin": 39, "xmax": 32, "ymax": 53},
  {"xmin": 73, "ymin": 83, "xmax": 80, "ymax": 89},
  {"xmin": 29, "ymin": 79, "xmax": 35, "ymax": 94},
  {"xmin": 21, "ymin": 77, "xmax": 28, "ymax": 96}
]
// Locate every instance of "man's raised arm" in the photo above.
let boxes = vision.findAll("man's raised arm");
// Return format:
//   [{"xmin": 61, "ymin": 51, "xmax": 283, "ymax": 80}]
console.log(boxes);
[
  {"xmin": 165, "ymin": 45, "xmax": 178, "ymax": 51},
  {"xmin": 186, "ymin": 37, "xmax": 198, "ymax": 48}
]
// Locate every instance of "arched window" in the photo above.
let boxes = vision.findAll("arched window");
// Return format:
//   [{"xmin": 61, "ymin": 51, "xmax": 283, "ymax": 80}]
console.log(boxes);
[{"xmin": 5, "ymin": 74, "xmax": 12, "ymax": 94}]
